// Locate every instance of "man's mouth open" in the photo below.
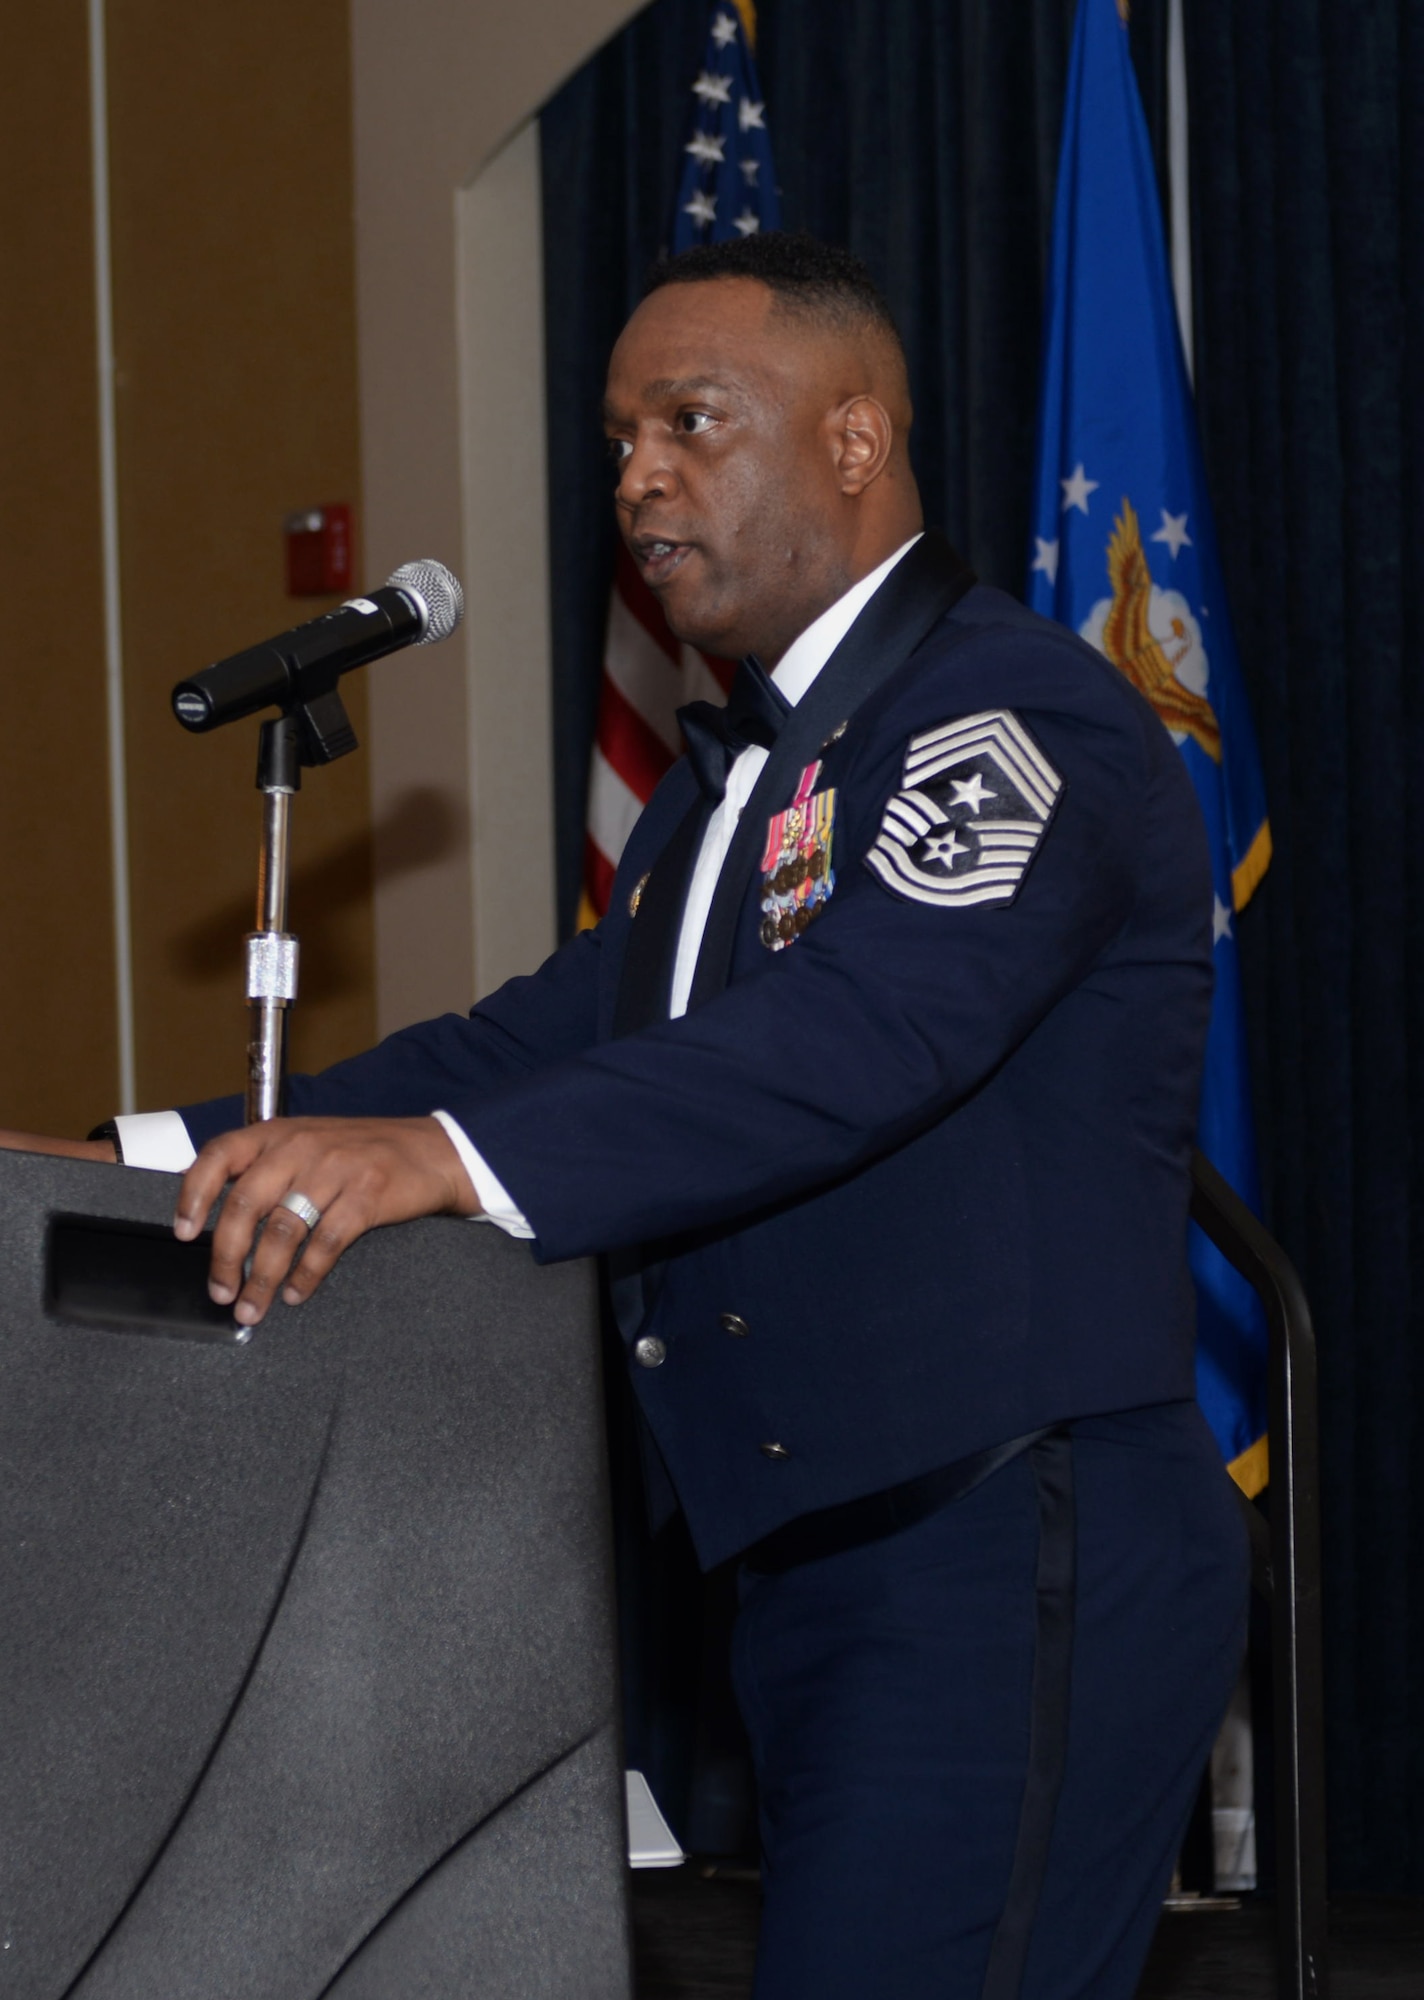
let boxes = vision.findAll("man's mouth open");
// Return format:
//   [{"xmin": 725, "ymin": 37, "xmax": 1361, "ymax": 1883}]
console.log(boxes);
[{"xmin": 633, "ymin": 538, "xmax": 695, "ymax": 586}]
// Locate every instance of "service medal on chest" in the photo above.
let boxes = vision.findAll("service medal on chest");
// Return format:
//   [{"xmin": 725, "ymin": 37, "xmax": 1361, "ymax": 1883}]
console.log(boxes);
[{"xmin": 759, "ymin": 761, "xmax": 838, "ymax": 951}]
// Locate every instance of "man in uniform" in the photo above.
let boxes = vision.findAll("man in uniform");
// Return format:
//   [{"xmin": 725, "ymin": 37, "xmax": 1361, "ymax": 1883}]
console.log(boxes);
[{"xmin": 22, "ymin": 236, "xmax": 1247, "ymax": 1998}]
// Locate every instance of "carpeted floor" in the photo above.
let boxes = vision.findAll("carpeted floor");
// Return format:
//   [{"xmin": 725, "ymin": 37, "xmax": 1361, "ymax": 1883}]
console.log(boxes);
[{"xmin": 630, "ymin": 1867, "xmax": 1424, "ymax": 1999}]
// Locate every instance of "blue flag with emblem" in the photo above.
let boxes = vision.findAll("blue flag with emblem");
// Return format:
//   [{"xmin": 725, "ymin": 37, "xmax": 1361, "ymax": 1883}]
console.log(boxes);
[
  {"xmin": 672, "ymin": 2, "xmax": 780, "ymax": 252},
  {"xmin": 1027, "ymin": 0, "xmax": 1271, "ymax": 1494}
]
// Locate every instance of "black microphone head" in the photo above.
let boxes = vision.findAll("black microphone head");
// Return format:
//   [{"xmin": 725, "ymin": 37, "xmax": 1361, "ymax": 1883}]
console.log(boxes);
[{"xmin": 385, "ymin": 560, "xmax": 464, "ymax": 645}]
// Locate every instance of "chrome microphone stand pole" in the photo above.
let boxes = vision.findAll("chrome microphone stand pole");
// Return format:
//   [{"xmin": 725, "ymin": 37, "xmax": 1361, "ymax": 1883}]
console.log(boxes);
[
  {"xmin": 169, "ymin": 559, "xmax": 463, "ymax": 1124},
  {"xmin": 245, "ymin": 715, "xmax": 302, "ymax": 1124}
]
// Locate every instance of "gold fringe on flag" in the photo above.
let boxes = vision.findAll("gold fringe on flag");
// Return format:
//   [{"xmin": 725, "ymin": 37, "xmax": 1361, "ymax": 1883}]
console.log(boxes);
[
  {"xmin": 1228, "ymin": 1432, "xmax": 1269, "ymax": 1498},
  {"xmin": 1231, "ymin": 818, "xmax": 1273, "ymax": 913}
]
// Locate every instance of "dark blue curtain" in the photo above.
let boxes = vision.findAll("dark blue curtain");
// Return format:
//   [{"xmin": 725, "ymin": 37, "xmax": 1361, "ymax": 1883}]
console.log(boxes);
[
  {"xmin": 1185, "ymin": 0, "xmax": 1424, "ymax": 1896},
  {"xmin": 541, "ymin": 0, "xmax": 1424, "ymax": 1888}
]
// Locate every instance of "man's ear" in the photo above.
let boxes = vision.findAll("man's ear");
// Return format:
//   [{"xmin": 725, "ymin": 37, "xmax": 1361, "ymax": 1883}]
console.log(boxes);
[{"xmin": 831, "ymin": 395, "xmax": 894, "ymax": 494}]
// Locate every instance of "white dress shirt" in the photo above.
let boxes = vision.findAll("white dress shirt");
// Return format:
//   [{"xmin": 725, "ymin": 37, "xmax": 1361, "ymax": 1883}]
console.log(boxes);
[{"xmin": 115, "ymin": 535, "xmax": 923, "ymax": 1241}]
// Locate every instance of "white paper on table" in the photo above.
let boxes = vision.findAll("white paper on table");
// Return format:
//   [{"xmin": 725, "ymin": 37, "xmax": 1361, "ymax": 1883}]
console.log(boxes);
[{"xmin": 625, "ymin": 1769, "xmax": 684, "ymax": 1868}]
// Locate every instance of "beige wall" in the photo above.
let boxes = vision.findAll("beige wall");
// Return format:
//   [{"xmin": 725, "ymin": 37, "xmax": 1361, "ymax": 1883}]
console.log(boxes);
[
  {"xmin": 0, "ymin": 6, "xmax": 116, "ymax": 1133},
  {"xmin": 457, "ymin": 124, "xmax": 558, "ymax": 1001},
  {"xmin": 352, "ymin": 0, "xmax": 643, "ymax": 1031},
  {"xmin": 109, "ymin": 0, "xmax": 375, "ymax": 1106},
  {"xmin": 0, "ymin": 0, "xmax": 644, "ymax": 1129},
  {"xmin": 0, "ymin": 0, "xmax": 374, "ymax": 1130}
]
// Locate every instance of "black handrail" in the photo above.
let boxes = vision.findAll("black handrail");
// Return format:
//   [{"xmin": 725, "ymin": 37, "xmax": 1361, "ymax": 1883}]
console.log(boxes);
[{"xmin": 1190, "ymin": 1149, "xmax": 1329, "ymax": 2000}]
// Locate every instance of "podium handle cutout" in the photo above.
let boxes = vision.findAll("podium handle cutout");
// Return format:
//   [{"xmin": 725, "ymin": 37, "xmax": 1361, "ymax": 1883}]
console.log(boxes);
[{"xmin": 46, "ymin": 1214, "xmax": 242, "ymax": 1342}]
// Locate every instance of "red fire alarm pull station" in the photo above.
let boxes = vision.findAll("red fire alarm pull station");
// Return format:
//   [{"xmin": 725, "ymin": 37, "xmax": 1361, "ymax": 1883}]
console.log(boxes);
[{"xmin": 284, "ymin": 504, "xmax": 353, "ymax": 596}]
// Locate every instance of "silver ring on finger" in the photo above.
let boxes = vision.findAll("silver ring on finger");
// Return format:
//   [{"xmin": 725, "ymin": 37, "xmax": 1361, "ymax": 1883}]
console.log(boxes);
[{"xmin": 279, "ymin": 1190, "xmax": 322, "ymax": 1232}]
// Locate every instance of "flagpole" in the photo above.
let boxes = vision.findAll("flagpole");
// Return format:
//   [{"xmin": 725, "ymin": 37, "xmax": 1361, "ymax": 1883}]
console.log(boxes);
[
  {"xmin": 1167, "ymin": 0, "xmax": 1194, "ymax": 381},
  {"xmin": 1168, "ymin": 5, "xmax": 1257, "ymax": 1897}
]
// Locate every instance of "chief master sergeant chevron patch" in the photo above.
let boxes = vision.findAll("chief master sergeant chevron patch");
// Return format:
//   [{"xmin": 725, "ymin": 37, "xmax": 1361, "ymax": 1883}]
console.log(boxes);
[{"xmin": 865, "ymin": 709, "xmax": 1064, "ymax": 909}]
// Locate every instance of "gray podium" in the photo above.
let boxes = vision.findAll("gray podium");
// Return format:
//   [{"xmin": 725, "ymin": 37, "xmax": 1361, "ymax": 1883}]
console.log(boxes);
[{"xmin": 0, "ymin": 1149, "xmax": 632, "ymax": 1999}]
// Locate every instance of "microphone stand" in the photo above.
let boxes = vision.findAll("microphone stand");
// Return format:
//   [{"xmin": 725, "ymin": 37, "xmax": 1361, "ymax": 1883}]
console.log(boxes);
[
  {"xmin": 246, "ymin": 715, "xmax": 303, "ymax": 1123},
  {"xmin": 174, "ymin": 570, "xmax": 459, "ymax": 1122},
  {"xmin": 239, "ymin": 676, "xmax": 359, "ymax": 1124}
]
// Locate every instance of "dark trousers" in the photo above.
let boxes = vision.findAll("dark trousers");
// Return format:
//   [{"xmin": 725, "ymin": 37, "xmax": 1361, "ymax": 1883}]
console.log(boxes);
[{"xmin": 732, "ymin": 1401, "xmax": 1249, "ymax": 1999}]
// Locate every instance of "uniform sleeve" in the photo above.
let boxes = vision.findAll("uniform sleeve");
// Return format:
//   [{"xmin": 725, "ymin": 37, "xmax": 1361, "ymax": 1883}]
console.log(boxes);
[
  {"xmin": 177, "ymin": 925, "xmax": 605, "ymax": 1151},
  {"xmin": 449, "ymin": 698, "xmax": 1154, "ymax": 1261}
]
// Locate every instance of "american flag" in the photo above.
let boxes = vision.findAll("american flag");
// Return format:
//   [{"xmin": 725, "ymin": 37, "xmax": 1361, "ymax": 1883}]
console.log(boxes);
[{"xmin": 579, "ymin": 1, "xmax": 782, "ymax": 926}]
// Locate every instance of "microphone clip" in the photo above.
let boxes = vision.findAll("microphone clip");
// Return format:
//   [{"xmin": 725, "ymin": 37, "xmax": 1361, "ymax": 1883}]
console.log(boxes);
[{"xmin": 286, "ymin": 681, "xmax": 358, "ymax": 768}]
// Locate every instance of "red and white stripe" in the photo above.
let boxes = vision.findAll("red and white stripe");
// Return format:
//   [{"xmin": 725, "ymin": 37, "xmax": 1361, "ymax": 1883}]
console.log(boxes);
[{"xmin": 581, "ymin": 544, "xmax": 734, "ymax": 923}]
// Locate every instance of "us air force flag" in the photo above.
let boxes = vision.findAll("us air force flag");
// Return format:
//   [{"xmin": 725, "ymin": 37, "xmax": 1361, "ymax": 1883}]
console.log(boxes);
[{"xmin": 1027, "ymin": 0, "xmax": 1271, "ymax": 1493}]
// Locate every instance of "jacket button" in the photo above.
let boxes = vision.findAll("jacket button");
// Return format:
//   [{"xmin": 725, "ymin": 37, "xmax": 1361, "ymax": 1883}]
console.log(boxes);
[
  {"xmin": 760, "ymin": 1441, "xmax": 790, "ymax": 1461},
  {"xmin": 720, "ymin": 1312, "xmax": 750, "ymax": 1337},
  {"xmin": 634, "ymin": 1336, "xmax": 667, "ymax": 1368}
]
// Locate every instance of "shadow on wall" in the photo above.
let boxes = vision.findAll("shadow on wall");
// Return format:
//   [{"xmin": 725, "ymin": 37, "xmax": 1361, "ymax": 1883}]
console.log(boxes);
[{"xmin": 167, "ymin": 787, "xmax": 466, "ymax": 1000}]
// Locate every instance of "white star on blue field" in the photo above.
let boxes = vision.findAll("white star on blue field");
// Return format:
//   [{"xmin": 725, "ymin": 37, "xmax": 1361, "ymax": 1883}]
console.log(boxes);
[{"xmin": 673, "ymin": 6, "xmax": 780, "ymax": 254}]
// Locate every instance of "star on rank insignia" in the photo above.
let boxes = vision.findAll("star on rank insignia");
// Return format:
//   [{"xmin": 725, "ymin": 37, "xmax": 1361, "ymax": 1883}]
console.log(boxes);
[{"xmin": 865, "ymin": 710, "xmax": 1063, "ymax": 909}]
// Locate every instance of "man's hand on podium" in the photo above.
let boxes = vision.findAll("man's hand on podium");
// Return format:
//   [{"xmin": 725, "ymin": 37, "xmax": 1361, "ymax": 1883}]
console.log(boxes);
[
  {"xmin": 0, "ymin": 1131, "xmax": 118, "ymax": 1162},
  {"xmin": 176, "ymin": 1116, "xmax": 484, "ymax": 1327}
]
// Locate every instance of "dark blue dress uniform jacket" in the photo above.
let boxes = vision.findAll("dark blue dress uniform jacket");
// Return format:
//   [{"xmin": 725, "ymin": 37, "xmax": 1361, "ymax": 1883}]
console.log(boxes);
[{"xmin": 182, "ymin": 535, "xmax": 1215, "ymax": 1571}]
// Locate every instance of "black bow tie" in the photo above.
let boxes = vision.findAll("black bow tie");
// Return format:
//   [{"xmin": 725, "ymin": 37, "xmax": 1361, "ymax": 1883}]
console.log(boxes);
[{"xmin": 678, "ymin": 654, "xmax": 792, "ymax": 804}]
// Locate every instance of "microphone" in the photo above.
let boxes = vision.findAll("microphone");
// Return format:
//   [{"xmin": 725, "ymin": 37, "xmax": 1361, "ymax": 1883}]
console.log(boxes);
[{"xmin": 171, "ymin": 559, "xmax": 465, "ymax": 745}]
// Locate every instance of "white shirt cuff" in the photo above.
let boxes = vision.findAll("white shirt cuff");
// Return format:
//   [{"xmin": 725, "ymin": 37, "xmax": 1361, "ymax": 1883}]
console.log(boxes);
[
  {"xmin": 431, "ymin": 1110, "xmax": 535, "ymax": 1240},
  {"xmin": 114, "ymin": 1110, "xmax": 198, "ymax": 1172}
]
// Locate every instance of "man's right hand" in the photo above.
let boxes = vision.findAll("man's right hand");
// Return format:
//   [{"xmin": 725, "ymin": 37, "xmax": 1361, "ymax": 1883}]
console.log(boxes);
[{"xmin": 0, "ymin": 1131, "xmax": 118, "ymax": 1163}]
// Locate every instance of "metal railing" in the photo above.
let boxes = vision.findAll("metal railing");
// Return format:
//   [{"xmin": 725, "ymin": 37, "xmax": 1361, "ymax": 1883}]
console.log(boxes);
[{"xmin": 1190, "ymin": 1150, "xmax": 1329, "ymax": 2000}]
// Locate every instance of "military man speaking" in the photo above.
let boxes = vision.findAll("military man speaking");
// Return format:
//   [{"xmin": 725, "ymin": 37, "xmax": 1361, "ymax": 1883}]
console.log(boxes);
[{"xmin": 15, "ymin": 235, "xmax": 1248, "ymax": 1998}]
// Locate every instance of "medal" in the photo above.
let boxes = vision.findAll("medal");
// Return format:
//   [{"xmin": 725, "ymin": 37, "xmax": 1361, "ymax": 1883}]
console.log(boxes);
[{"xmin": 759, "ymin": 761, "xmax": 838, "ymax": 952}]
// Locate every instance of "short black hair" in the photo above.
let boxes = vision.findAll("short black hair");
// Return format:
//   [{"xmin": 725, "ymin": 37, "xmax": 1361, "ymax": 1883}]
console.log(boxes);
[{"xmin": 644, "ymin": 232, "xmax": 901, "ymax": 344}]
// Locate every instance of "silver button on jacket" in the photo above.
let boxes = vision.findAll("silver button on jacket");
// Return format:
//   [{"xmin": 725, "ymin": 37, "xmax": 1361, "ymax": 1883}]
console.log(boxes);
[{"xmin": 634, "ymin": 1335, "xmax": 667, "ymax": 1368}]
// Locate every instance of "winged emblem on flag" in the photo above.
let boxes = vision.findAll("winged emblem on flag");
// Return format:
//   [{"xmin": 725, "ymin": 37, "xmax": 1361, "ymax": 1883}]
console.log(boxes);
[{"xmin": 1083, "ymin": 498, "xmax": 1222, "ymax": 763}]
